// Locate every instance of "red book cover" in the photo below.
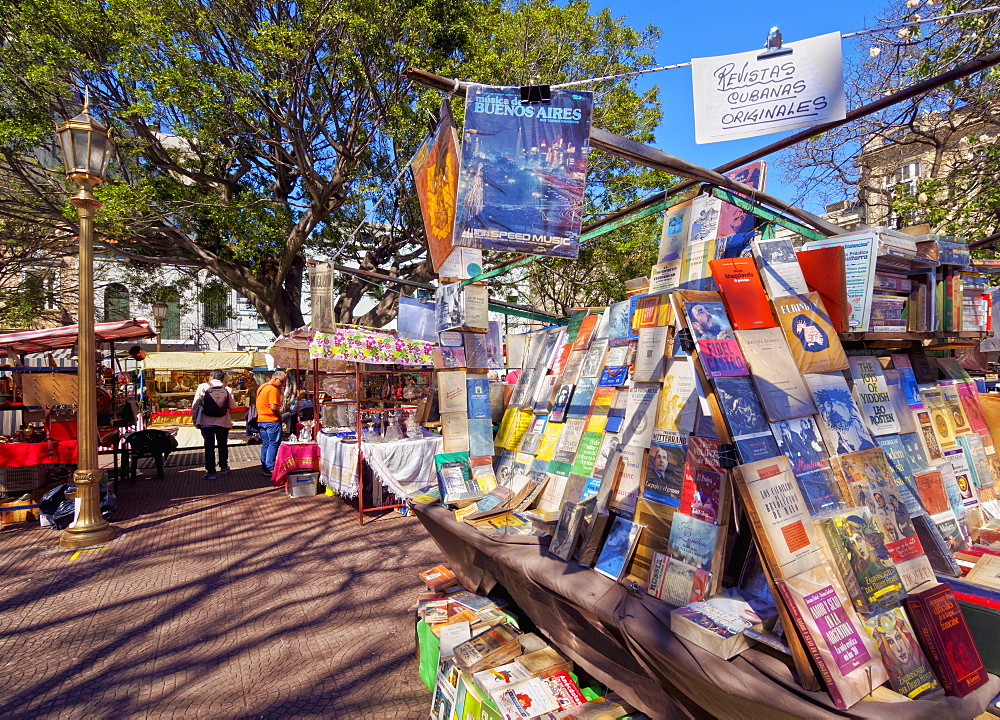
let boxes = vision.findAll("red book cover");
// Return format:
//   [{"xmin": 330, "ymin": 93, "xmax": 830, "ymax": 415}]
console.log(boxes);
[
  {"xmin": 679, "ymin": 437, "xmax": 725, "ymax": 525},
  {"xmin": 708, "ymin": 257, "xmax": 774, "ymax": 330},
  {"xmin": 904, "ymin": 583, "xmax": 988, "ymax": 697},
  {"xmin": 796, "ymin": 247, "xmax": 850, "ymax": 333}
]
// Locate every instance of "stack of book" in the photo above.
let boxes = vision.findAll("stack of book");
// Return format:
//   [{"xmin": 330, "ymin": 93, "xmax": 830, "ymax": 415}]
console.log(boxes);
[{"xmin": 420, "ymin": 566, "xmax": 631, "ymax": 719}]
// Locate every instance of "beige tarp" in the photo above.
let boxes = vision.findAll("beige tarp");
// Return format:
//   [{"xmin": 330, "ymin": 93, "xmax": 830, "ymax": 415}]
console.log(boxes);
[{"xmin": 141, "ymin": 351, "xmax": 264, "ymax": 371}]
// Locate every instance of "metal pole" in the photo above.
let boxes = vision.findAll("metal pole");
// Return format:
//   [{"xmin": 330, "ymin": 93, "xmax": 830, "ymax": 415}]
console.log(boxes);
[
  {"xmin": 155, "ymin": 319, "xmax": 163, "ymax": 352},
  {"xmin": 60, "ymin": 185, "xmax": 116, "ymax": 548}
]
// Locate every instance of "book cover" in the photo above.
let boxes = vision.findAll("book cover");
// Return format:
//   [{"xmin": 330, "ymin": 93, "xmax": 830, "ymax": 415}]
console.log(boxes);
[
  {"xmin": 770, "ymin": 415, "xmax": 840, "ymax": 515},
  {"xmin": 468, "ymin": 418, "xmax": 495, "ymax": 459},
  {"xmin": 939, "ymin": 382, "xmax": 972, "ymax": 436},
  {"xmin": 531, "ymin": 374, "xmax": 559, "ymax": 415},
  {"xmin": 436, "ymin": 452, "xmax": 482, "ymax": 505},
  {"xmin": 655, "ymin": 555, "xmax": 711, "ymax": 605},
  {"xmin": 669, "ymin": 599, "xmax": 754, "ymax": 660},
  {"xmin": 896, "ymin": 554, "xmax": 936, "ymax": 592},
  {"xmin": 435, "ymin": 281, "xmax": 489, "ymax": 332},
  {"xmin": 650, "ymin": 259, "xmax": 682, "ymax": 294},
  {"xmin": 490, "ymin": 677, "xmax": 561, "ymax": 718},
  {"xmin": 441, "ymin": 412, "xmax": 471, "ymax": 454},
  {"xmin": 718, "ymin": 161, "xmax": 766, "ymax": 236},
  {"xmin": 438, "ymin": 344, "xmax": 467, "ymax": 368},
  {"xmin": 958, "ymin": 432, "xmax": 995, "ymax": 490},
  {"xmin": 609, "ymin": 444, "xmax": 645, "ymax": 515},
  {"xmin": 688, "ymin": 193, "xmax": 722, "ymax": 244},
  {"xmin": 883, "ymin": 370, "xmax": 917, "ymax": 434},
  {"xmin": 683, "ymin": 300, "xmax": 749, "ymax": 378},
  {"xmin": 548, "ymin": 500, "xmax": 589, "ymax": 561},
  {"xmin": 565, "ymin": 377, "xmax": 596, "ymax": 420},
  {"xmin": 634, "ymin": 291, "xmax": 673, "ymax": 328},
  {"xmin": 964, "ymin": 553, "xmax": 1000, "ymax": 590},
  {"xmin": 594, "ymin": 517, "xmax": 644, "ymax": 581},
  {"xmin": 734, "ymin": 456, "xmax": 822, "ymax": 579},
  {"xmin": 659, "ymin": 199, "xmax": 692, "ymax": 262},
  {"xmin": 452, "ymin": 85, "xmax": 591, "ymax": 258},
  {"xmin": 753, "ymin": 235, "xmax": 809, "ymax": 298},
  {"xmin": 606, "ymin": 299, "xmax": 632, "ymax": 348},
  {"xmin": 656, "ymin": 357, "xmax": 698, "ymax": 435},
  {"xmin": 913, "ymin": 408, "xmax": 946, "ymax": 463},
  {"xmin": 713, "ymin": 376, "xmax": 780, "ymax": 463},
  {"xmin": 678, "ymin": 437, "xmax": 726, "ymax": 524},
  {"xmin": 920, "ymin": 386, "xmax": 958, "ymax": 451},
  {"xmin": 466, "ymin": 375, "xmax": 491, "ymax": 420},
  {"xmin": 709, "ymin": 257, "xmax": 774, "ymax": 331},
  {"xmin": 550, "ymin": 418, "xmax": 586, "ymax": 466},
  {"xmin": 805, "ymin": 372, "xmax": 877, "ymax": 455},
  {"xmin": 438, "ymin": 370, "xmax": 469, "ymax": 414},
  {"xmin": 847, "ymin": 356, "xmax": 901, "ymax": 436},
  {"xmin": 860, "ymin": 607, "xmax": 941, "ymax": 699},
  {"xmin": 579, "ymin": 339, "xmax": 609, "ymax": 378},
  {"xmin": 548, "ymin": 384, "xmax": 574, "ymax": 423},
  {"xmin": 800, "ymin": 233, "xmax": 879, "ymax": 332},
  {"xmin": 541, "ymin": 671, "xmax": 587, "ymax": 711},
  {"xmin": 772, "ymin": 293, "xmax": 849, "ymax": 374},
  {"xmin": 904, "ymin": 583, "xmax": 988, "ymax": 697},
  {"xmin": 797, "ymin": 246, "xmax": 850, "ymax": 333},
  {"xmin": 736, "ymin": 327, "xmax": 817, "ymax": 421},
  {"xmin": 777, "ymin": 564, "xmax": 888, "ymax": 709},
  {"xmin": 821, "ymin": 508, "xmax": 905, "ymax": 614},
  {"xmin": 621, "ymin": 382, "xmax": 660, "ymax": 450},
  {"xmin": 633, "ymin": 326, "xmax": 670, "ymax": 383},
  {"xmin": 956, "ymin": 381, "xmax": 990, "ymax": 437},
  {"xmin": 642, "ymin": 438, "xmax": 686, "ymax": 508},
  {"xmin": 943, "ymin": 447, "xmax": 978, "ymax": 508},
  {"xmin": 911, "ymin": 512, "xmax": 962, "ymax": 576},
  {"xmin": 603, "ymin": 384, "xmax": 628, "ymax": 433},
  {"xmin": 535, "ymin": 422, "xmax": 564, "ymax": 462},
  {"xmin": 667, "ymin": 512, "xmax": 719, "ymax": 572},
  {"xmin": 628, "ymin": 498, "xmax": 675, "ymax": 583}
]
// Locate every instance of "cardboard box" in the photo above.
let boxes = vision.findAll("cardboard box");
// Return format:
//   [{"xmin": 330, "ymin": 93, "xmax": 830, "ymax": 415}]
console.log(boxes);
[{"xmin": 1, "ymin": 498, "xmax": 38, "ymax": 523}]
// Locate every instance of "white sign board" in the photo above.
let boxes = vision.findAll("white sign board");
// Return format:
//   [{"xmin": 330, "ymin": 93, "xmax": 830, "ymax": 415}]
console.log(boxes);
[{"xmin": 691, "ymin": 32, "xmax": 845, "ymax": 144}]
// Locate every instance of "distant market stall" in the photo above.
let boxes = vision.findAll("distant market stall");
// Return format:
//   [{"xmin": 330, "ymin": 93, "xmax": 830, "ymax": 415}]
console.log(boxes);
[
  {"xmin": 266, "ymin": 325, "xmax": 439, "ymax": 523},
  {"xmin": 141, "ymin": 350, "xmax": 263, "ymax": 448}
]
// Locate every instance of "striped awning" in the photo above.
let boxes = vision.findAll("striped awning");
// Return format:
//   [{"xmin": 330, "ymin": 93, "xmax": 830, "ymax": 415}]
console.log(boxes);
[{"xmin": 0, "ymin": 319, "xmax": 155, "ymax": 355}]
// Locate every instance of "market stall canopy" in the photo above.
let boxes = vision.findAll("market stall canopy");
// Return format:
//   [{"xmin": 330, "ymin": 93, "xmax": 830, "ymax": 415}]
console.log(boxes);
[
  {"xmin": 267, "ymin": 326, "xmax": 354, "ymax": 372},
  {"xmin": 141, "ymin": 350, "xmax": 265, "ymax": 371},
  {"xmin": 310, "ymin": 325, "xmax": 434, "ymax": 366},
  {"xmin": 0, "ymin": 319, "xmax": 155, "ymax": 355}
]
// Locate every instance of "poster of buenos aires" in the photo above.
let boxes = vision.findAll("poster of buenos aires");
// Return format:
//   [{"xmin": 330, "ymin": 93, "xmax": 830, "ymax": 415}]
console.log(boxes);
[{"xmin": 453, "ymin": 85, "xmax": 593, "ymax": 259}]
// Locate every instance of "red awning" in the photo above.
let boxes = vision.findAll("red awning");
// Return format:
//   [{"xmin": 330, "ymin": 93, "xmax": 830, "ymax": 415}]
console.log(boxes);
[{"xmin": 0, "ymin": 319, "xmax": 156, "ymax": 355}]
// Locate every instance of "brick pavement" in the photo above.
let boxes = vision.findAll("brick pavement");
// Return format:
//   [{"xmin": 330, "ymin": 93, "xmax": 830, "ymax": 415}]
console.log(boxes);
[{"xmin": 0, "ymin": 443, "xmax": 445, "ymax": 718}]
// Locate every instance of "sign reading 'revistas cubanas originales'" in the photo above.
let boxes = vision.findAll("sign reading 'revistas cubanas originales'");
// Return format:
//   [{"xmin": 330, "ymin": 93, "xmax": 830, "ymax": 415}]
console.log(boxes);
[
  {"xmin": 452, "ymin": 85, "xmax": 593, "ymax": 259},
  {"xmin": 691, "ymin": 32, "xmax": 845, "ymax": 144}
]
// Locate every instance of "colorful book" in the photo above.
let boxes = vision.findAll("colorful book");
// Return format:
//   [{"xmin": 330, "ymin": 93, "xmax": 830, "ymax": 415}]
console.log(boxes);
[
  {"xmin": 548, "ymin": 500, "xmax": 589, "ymax": 561},
  {"xmin": 847, "ymin": 356, "xmax": 901, "ymax": 436},
  {"xmin": 667, "ymin": 512, "xmax": 719, "ymax": 572},
  {"xmin": 713, "ymin": 376, "xmax": 780, "ymax": 463},
  {"xmin": 594, "ymin": 517, "xmax": 643, "ymax": 581},
  {"xmin": 650, "ymin": 554, "xmax": 711, "ymax": 605},
  {"xmin": 682, "ymin": 299, "xmax": 749, "ymax": 378},
  {"xmin": 799, "ymin": 232, "xmax": 879, "ymax": 332},
  {"xmin": 436, "ymin": 452, "xmax": 483, "ymax": 505},
  {"xmin": 860, "ymin": 607, "xmax": 940, "ymax": 699},
  {"xmin": 772, "ymin": 292, "xmax": 849, "ymax": 375},
  {"xmin": 736, "ymin": 327, "xmax": 816, "ymax": 421},
  {"xmin": 606, "ymin": 300, "xmax": 632, "ymax": 348},
  {"xmin": 904, "ymin": 583, "xmax": 988, "ymax": 697},
  {"xmin": 548, "ymin": 384, "xmax": 574, "ymax": 423},
  {"xmin": 734, "ymin": 456, "xmax": 822, "ymax": 580},
  {"xmin": 708, "ymin": 257, "xmax": 774, "ymax": 331},
  {"xmin": 804, "ymin": 372, "xmax": 877, "ymax": 455},
  {"xmin": 769, "ymin": 414, "xmax": 840, "ymax": 515},
  {"xmin": 659, "ymin": 200, "xmax": 692, "ymax": 262},
  {"xmin": 777, "ymin": 563, "xmax": 888, "ymax": 709},
  {"xmin": 820, "ymin": 508, "xmax": 905, "ymax": 615},
  {"xmin": 466, "ymin": 375, "xmax": 491, "ymax": 419},
  {"xmin": 656, "ymin": 358, "xmax": 698, "ymax": 437},
  {"xmin": 678, "ymin": 437, "xmax": 727, "ymax": 524},
  {"xmin": 669, "ymin": 599, "xmax": 755, "ymax": 660},
  {"xmin": 797, "ymin": 246, "xmax": 850, "ymax": 333},
  {"xmin": 642, "ymin": 436, "xmax": 686, "ymax": 508}
]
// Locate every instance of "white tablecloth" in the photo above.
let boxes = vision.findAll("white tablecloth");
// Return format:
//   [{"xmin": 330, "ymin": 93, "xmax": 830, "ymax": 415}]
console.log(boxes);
[{"xmin": 316, "ymin": 432, "xmax": 442, "ymax": 499}]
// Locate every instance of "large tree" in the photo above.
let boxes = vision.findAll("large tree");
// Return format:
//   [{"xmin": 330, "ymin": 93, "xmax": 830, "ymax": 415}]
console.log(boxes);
[
  {"xmin": 0, "ymin": 0, "xmax": 663, "ymax": 333},
  {"xmin": 779, "ymin": 0, "xmax": 1000, "ymax": 239}
]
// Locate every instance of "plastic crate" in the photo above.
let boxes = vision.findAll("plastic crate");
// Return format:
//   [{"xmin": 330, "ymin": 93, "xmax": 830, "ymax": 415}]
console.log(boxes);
[
  {"xmin": 286, "ymin": 472, "xmax": 319, "ymax": 498},
  {"xmin": 0, "ymin": 464, "xmax": 47, "ymax": 493}
]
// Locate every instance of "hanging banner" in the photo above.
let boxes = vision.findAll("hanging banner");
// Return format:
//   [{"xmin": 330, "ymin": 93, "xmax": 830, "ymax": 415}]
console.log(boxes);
[
  {"xmin": 452, "ymin": 85, "xmax": 593, "ymax": 258},
  {"xmin": 691, "ymin": 32, "xmax": 845, "ymax": 144},
  {"xmin": 309, "ymin": 263, "xmax": 336, "ymax": 332},
  {"xmin": 411, "ymin": 100, "xmax": 461, "ymax": 272}
]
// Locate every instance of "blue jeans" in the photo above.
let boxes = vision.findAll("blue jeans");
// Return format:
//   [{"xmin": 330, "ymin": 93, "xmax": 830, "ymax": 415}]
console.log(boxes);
[{"xmin": 258, "ymin": 422, "xmax": 282, "ymax": 471}]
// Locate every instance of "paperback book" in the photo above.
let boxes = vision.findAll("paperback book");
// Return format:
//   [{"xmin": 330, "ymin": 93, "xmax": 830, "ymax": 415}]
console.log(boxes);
[
  {"xmin": 860, "ymin": 607, "xmax": 940, "ymax": 699},
  {"xmin": 708, "ymin": 257, "xmax": 774, "ymax": 331},
  {"xmin": 772, "ymin": 292, "xmax": 849, "ymax": 374},
  {"xmin": 713, "ymin": 376, "xmax": 780, "ymax": 463},
  {"xmin": 683, "ymin": 299, "xmax": 749, "ymax": 378},
  {"xmin": 649, "ymin": 553, "xmax": 711, "ymax": 605},
  {"xmin": 667, "ymin": 512, "xmax": 719, "ymax": 572},
  {"xmin": 752, "ymin": 235, "xmax": 809, "ymax": 298},
  {"xmin": 736, "ymin": 327, "xmax": 817, "ymax": 421},
  {"xmin": 642, "ymin": 437, "xmax": 686, "ymax": 508},
  {"xmin": 770, "ymin": 415, "xmax": 840, "ymax": 515},
  {"xmin": 847, "ymin": 357, "xmax": 900, "ymax": 436},
  {"xmin": 820, "ymin": 508, "xmax": 905, "ymax": 615},
  {"xmin": 594, "ymin": 517, "xmax": 644, "ymax": 581},
  {"xmin": 804, "ymin": 372, "xmax": 877, "ymax": 455},
  {"xmin": 678, "ymin": 437, "xmax": 727, "ymax": 524}
]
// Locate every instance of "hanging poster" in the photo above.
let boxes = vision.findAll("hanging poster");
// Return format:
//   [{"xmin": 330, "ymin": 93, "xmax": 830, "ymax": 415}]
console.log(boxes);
[
  {"xmin": 452, "ymin": 85, "xmax": 593, "ymax": 258},
  {"xmin": 691, "ymin": 32, "xmax": 845, "ymax": 144},
  {"xmin": 411, "ymin": 100, "xmax": 461, "ymax": 272}
]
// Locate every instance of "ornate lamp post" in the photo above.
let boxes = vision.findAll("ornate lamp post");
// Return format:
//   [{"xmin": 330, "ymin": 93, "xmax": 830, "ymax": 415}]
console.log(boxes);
[
  {"xmin": 54, "ymin": 102, "xmax": 116, "ymax": 549},
  {"xmin": 151, "ymin": 301, "xmax": 168, "ymax": 352}
]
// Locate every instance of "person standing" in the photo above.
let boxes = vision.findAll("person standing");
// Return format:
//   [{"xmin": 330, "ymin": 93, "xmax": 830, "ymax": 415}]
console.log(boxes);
[
  {"xmin": 192, "ymin": 369, "xmax": 238, "ymax": 480},
  {"xmin": 256, "ymin": 370, "xmax": 286, "ymax": 475}
]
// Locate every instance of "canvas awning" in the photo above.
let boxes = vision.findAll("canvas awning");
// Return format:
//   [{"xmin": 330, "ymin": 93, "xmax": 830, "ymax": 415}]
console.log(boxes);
[
  {"xmin": 0, "ymin": 319, "xmax": 155, "ymax": 355},
  {"xmin": 141, "ymin": 351, "xmax": 264, "ymax": 371}
]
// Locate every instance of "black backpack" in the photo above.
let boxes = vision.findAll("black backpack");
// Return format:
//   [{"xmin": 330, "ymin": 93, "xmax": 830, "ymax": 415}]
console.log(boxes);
[{"xmin": 201, "ymin": 386, "xmax": 230, "ymax": 417}]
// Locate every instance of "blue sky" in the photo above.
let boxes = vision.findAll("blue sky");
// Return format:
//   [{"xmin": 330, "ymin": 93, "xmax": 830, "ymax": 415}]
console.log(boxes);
[{"xmin": 591, "ymin": 0, "xmax": 886, "ymax": 210}]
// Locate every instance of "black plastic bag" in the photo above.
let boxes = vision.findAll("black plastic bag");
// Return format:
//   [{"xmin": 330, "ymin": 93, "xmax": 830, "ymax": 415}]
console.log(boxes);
[{"xmin": 38, "ymin": 482, "xmax": 117, "ymax": 530}]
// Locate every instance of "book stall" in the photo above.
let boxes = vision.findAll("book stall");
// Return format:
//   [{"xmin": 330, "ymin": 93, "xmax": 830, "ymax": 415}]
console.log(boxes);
[
  {"xmin": 378, "ymin": 66, "xmax": 1000, "ymax": 719},
  {"xmin": 141, "ymin": 351, "xmax": 263, "ymax": 448},
  {"xmin": 265, "ymin": 323, "xmax": 440, "ymax": 523},
  {"xmin": 0, "ymin": 319, "xmax": 154, "ymax": 523}
]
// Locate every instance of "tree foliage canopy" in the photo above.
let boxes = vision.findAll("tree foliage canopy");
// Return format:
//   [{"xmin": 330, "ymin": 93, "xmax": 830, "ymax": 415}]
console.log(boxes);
[{"xmin": 0, "ymin": 0, "xmax": 665, "ymax": 332}]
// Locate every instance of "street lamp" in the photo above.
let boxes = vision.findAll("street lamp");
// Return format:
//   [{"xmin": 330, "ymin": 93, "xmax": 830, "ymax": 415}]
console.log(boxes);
[
  {"xmin": 151, "ymin": 301, "xmax": 168, "ymax": 352},
  {"xmin": 54, "ymin": 101, "xmax": 116, "ymax": 549}
]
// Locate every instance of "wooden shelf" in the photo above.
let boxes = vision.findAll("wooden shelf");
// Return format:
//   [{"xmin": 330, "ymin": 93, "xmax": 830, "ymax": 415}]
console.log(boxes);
[{"xmin": 839, "ymin": 331, "xmax": 988, "ymax": 342}]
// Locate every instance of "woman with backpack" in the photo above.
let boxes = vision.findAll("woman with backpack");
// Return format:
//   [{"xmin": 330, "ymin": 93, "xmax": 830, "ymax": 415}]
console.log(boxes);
[{"xmin": 192, "ymin": 369, "xmax": 238, "ymax": 480}]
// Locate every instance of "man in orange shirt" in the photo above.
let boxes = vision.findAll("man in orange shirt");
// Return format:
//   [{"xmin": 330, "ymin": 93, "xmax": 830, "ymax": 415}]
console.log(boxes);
[{"xmin": 256, "ymin": 370, "xmax": 286, "ymax": 475}]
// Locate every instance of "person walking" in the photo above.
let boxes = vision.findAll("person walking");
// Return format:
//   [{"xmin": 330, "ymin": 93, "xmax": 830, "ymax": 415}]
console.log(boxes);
[
  {"xmin": 192, "ymin": 369, "xmax": 238, "ymax": 480},
  {"xmin": 256, "ymin": 370, "xmax": 286, "ymax": 476}
]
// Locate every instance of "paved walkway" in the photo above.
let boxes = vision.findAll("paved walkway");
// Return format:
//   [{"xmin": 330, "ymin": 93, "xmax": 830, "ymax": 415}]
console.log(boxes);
[{"xmin": 0, "ymin": 444, "xmax": 444, "ymax": 718}]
